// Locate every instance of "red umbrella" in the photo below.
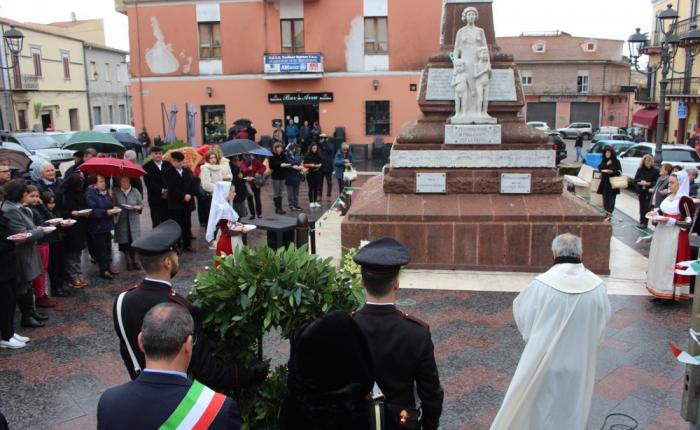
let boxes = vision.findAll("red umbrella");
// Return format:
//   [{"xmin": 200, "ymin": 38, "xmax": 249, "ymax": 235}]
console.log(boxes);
[{"xmin": 78, "ymin": 157, "xmax": 146, "ymax": 178}]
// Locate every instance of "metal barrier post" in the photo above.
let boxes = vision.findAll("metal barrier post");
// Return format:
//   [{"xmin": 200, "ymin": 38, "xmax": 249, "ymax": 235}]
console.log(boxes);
[{"xmin": 295, "ymin": 213, "xmax": 309, "ymax": 248}]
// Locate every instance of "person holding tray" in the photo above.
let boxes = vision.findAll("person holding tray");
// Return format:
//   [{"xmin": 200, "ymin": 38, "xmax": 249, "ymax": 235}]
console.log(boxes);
[{"xmin": 113, "ymin": 176, "xmax": 144, "ymax": 272}]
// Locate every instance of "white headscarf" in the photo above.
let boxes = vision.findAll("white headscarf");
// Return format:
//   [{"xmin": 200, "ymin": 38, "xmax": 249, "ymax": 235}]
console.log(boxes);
[
  {"xmin": 674, "ymin": 170, "xmax": 691, "ymax": 198},
  {"xmin": 205, "ymin": 181, "xmax": 239, "ymax": 242}
]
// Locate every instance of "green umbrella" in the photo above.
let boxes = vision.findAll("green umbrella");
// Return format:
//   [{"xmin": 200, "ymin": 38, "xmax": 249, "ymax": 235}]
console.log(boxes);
[{"xmin": 62, "ymin": 131, "xmax": 125, "ymax": 153}]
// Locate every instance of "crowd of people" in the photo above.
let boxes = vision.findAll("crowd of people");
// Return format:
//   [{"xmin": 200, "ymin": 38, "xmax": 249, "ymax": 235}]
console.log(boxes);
[{"xmin": 0, "ymin": 118, "xmax": 358, "ymax": 349}]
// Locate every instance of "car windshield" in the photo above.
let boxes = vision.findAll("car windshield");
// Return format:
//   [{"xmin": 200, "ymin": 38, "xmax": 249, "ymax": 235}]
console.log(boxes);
[
  {"xmin": 614, "ymin": 144, "xmax": 633, "ymax": 154},
  {"xmin": 48, "ymin": 133, "xmax": 72, "ymax": 144},
  {"xmin": 17, "ymin": 135, "xmax": 60, "ymax": 150},
  {"xmin": 663, "ymin": 149, "xmax": 700, "ymax": 162}
]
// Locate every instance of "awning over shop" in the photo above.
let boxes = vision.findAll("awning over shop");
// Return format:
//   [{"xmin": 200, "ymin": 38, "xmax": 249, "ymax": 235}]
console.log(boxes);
[{"xmin": 631, "ymin": 108, "xmax": 659, "ymax": 129}]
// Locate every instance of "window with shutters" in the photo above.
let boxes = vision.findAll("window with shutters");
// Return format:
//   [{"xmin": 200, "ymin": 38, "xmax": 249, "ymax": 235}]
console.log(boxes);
[
  {"xmin": 31, "ymin": 47, "xmax": 42, "ymax": 77},
  {"xmin": 281, "ymin": 19, "xmax": 304, "ymax": 54},
  {"xmin": 61, "ymin": 50, "xmax": 70, "ymax": 79},
  {"xmin": 198, "ymin": 22, "xmax": 222, "ymax": 59},
  {"xmin": 364, "ymin": 17, "xmax": 388, "ymax": 54}
]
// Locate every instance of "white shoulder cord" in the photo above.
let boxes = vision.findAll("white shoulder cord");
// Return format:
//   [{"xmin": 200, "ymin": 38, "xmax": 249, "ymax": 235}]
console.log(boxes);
[{"xmin": 116, "ymin": 292, "xmax": 142, "ymax": 375}]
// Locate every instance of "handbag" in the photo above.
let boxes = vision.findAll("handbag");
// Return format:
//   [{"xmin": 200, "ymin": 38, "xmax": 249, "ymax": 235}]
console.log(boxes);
[
  {"xmin": 609, "ymin": 175, "xmax": 628, "ymax": 190},
  {"xmin": 255, "ymin": 173, "xmax": 269, "ymax": 188},
  {"xmin": 343, "ymin": 166, "xmax": 358, "ymax": 182}
]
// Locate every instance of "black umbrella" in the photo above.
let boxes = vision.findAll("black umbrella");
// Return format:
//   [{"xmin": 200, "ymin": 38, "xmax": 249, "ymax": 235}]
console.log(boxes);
[
  {"xmin": 220, "ymin": 139, "xmax": 265, "ymax": 157},
  {"xmin": 110, "ymin": 132, "xmax": 139, "ymax": 151},
  {"xmin": 0, "ymin": 147, "xmax": 31, "ymax": 172}
]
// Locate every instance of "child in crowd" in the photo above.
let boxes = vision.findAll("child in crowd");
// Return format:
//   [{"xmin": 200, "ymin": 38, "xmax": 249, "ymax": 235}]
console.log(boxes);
[
  {"xmin": 41, "ymin": 191, "xmax": 71, "ymax": 297},
  {"xmin": 205, "ymin": 181, "xmax": 244, "ymax": 261},
  {"xmin": 25, "ymin": 185, "xmax": 55, "ymax": 308}
]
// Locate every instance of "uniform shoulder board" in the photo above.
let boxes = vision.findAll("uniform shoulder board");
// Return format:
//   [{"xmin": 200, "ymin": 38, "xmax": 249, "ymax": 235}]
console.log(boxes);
[
  {"xmin": 351, "ymin": 310, "xmax": 358, "ymax": 317},
  {"xmin": 403, "ymin": 313, "xmax": 429, "ymax": 329},
  {"xmin": 168, "ymin": 292, "xmax": 191, "ymax": 309},
  {"xmin": 126, "ymin": 284, "xmax": 139, "ymax": 292}
]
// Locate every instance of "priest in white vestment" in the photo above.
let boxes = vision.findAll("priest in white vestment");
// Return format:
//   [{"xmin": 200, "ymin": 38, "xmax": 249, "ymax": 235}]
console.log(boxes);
[{"xmin": 491, "ymin": 233, "xmax": 611, "ymax": 430}]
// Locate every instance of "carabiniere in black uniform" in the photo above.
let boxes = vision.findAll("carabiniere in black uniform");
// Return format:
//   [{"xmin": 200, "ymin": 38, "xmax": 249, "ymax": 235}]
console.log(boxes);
[
  {"xmin": 352, "ymin": 237, "xmax": 444, "ymax": 430},
  {"xmin": 112, "ymin": 220, "xmax": 265, "ymax": 391}
]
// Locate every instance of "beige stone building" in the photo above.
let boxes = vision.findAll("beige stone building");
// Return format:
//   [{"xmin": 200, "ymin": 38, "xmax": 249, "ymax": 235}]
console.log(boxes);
[{"xmin": 0, "ymin": 18, "xmax": 90, "ymax": 131}]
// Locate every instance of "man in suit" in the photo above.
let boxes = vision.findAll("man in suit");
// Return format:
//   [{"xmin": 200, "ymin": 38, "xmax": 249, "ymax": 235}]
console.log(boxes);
[
  {"xmin": 352, "ymin": 237, "xmax": 444, "ymax": 430},
  {"xmin": 163, "ymin": 151, "xmax": 196, "ymax": 252},
  {"xmin": 99, "ymin": 302, "xmax": 241, "ymax": 429},
  {"xmin": 112, "ymin": 220, "xmax": 268, "ymax": 391},
  {"xmin": 142, "ymin": 146, "xmax": 172, "ymax": 228}
]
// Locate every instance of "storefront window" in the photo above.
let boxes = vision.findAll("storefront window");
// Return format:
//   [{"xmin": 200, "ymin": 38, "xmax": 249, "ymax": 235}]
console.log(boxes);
[
  {"xmin": 201, "ymin": 105, "xmax": 226, "ymax": 143},
  {"xmin": 365, "ymin": 100, "xmax": 390, "ymax": 135}
]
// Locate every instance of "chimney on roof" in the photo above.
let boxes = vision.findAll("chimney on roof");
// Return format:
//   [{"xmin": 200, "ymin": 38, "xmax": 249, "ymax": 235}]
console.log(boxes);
[{"xmin": 71, "ymin": 12, "xmax": 76, "ymax": 21}]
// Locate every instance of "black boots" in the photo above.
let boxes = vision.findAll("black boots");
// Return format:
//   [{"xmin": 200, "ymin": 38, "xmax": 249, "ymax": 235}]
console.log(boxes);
[
  {"xmin": 19, "ymin": 293, "xmax": 47, "ymax": 328},
  {"xmin": 274, "ymin": 197, "xmax": 286, "ymax": 215}
]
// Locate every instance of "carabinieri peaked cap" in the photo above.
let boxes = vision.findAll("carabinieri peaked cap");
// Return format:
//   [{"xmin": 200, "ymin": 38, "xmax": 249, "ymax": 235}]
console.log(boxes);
[
  {"xmin": 131, "ymin": 219, "xmax": 182, "ymax": 255},
  {"xmin": 353, "ymin": 237, "xmax": 411, "ymax": 272}
]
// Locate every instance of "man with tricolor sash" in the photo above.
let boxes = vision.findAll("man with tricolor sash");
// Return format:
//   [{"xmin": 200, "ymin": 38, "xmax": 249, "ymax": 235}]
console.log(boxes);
[{"xmin": 98, "ymin": 303, "xmax": 241, "ymax": 429}]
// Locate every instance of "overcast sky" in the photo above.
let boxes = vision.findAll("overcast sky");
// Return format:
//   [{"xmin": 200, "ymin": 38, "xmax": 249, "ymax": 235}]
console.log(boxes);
[{"xmin": 0, "ymin": 0, "xmax": 653, "ymax": 53}]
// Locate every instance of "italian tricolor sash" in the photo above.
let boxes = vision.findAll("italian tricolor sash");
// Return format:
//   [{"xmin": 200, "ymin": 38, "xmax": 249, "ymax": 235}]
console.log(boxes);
[{"xmin": 159, "ymin": 380, "xmax": 226, "ymax": 430}]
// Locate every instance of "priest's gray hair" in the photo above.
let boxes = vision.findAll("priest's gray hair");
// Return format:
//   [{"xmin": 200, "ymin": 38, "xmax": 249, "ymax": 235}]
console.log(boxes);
[{"xmin": 551, "ymin": 233, "xmax": 582, "ymax": 258}]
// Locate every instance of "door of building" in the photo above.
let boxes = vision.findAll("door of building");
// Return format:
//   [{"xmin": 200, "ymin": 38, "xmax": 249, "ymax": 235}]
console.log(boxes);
[
  {"xmin": 41, "ymin": 112, "xmax": 52, "ymax": 130},
  {"xmin": 570, "ymin": 102, "xmax": 600, "ymax": 130},
  {"xmin": 526, "ymin": 102, "xmax": 556, "ymax": 129},
  {"xmin": 284, "ymin": 103, "xmax": 319, "ymax": 128},
  {"xmin": 69, "ymin": 109, "xmax": 79, "ymax": 131}
]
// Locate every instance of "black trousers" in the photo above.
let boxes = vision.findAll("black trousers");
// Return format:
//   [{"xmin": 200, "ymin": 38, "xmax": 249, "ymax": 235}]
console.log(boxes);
[
  {"xmin": 48, "ymin": 241, "xmax": 64, "ymax": 292},
  {"xmin": 170, "ymin": 209, "xmax": 192, "ymax": 249},
  {"xmin": 246, "ymin": 185, "xmax": 262, "ymax": 217},
  {"xmin": 307, "ymin": 173, "xmax": 322, "ymax": 203},
  {"xmin": 638, "ymin": 191, "xmax": 653, "ymax": 225},
  {"xmin": 149, "ymin": 201, "xmax": 169, "ymax": 228},
  {"xmin": 319, "ymin": 172, "xmax": 333, "ymax": 197},
  {"xmin": 603, "ymin": 192, "xmax": 617, "ymax": 215},
  {"xmin": 92, "ymin": 232, "xmax": 112, "ymax": 273},
  {"xmin": 197, "ymin": 192, "xmax": 212, "ymax": 226},
  {"xmin": 0, "ymin": 278, "xmax": 16, "ymax": 340}
]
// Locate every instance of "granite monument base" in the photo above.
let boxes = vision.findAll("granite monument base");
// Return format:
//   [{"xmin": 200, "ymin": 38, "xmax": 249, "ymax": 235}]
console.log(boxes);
[{"xmin": 341, "ymin": 176, "xmax": 611, "ymax": 274}]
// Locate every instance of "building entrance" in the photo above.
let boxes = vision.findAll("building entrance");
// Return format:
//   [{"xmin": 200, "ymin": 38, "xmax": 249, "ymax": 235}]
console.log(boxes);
[{"xmin": 284, "ymin": 102, "xmax": 319, "ymax": 127}]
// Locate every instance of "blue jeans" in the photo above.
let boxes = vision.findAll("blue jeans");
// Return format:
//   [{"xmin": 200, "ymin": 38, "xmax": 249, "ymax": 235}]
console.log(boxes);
[{"xmin": 575, "ymin": 146, "xmax": 583, "ymax": 162}]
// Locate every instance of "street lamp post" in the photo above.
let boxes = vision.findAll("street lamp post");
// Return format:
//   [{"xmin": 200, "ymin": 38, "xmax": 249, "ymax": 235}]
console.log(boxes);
[
  {"xmin": 1, "ymin": 26, "xmax": 24, "ymax": 71},
  {"xmin": 628, "ymin": 4, "xmax": 700, "ymax": 165}
]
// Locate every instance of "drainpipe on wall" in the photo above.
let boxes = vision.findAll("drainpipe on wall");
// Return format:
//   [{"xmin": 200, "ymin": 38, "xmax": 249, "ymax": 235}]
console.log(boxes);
[
  {"xmin": 0, "ymin": 23, "xmax": 16, "ymax": 131},
  {"xmin": 83, "ymin": 45, "xmax": 93, "ymax": 129},
  {"xmin": 135, "ymin": 1, "xmax": 146, "ymax": 132}
]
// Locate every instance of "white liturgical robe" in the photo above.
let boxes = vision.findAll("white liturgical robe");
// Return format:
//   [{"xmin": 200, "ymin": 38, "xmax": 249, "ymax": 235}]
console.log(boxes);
[{"xmin": 490, "ymin": 263, "xmax": 611, "ymax": 430}]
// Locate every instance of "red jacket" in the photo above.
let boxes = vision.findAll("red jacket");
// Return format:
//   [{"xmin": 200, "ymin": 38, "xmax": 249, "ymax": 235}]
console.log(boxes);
[{"xmin": 240, "ymin": 158, "xmax": 266, "ymax": 178}]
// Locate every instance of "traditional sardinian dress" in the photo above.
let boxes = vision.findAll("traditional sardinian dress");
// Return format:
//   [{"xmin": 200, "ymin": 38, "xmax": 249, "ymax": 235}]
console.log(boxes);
[{"xmin": 646, "ymin": 171, "xmax": 695, "ymax": 301}]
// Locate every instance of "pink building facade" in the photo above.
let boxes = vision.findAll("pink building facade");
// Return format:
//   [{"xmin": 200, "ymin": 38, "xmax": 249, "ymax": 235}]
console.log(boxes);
[
  {"xmin": 117, "ymin": 0, "xmax": 442, "ymax": 153},
  {"xmin": 497, "ymin": 32, "xmax": 632, "ymax": 131}
]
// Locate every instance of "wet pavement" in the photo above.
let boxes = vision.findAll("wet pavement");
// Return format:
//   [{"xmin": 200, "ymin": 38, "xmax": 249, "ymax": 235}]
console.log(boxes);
[{"xmin": 0, "ymin": 176, "xmax": 695, "ymax": 429}]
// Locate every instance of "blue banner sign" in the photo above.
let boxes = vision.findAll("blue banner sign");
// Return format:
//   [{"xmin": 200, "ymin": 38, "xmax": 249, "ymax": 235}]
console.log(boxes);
[
  {"xmin": 679, "ymin": 102, "xmax": 688, "ymax": 119},
  {"xmin": 264, "ymin": 53, "xmax": 324, "ymax": 74}
]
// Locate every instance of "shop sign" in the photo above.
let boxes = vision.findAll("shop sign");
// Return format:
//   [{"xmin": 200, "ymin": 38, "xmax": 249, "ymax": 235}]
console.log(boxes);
[
  {"xmin": 264, "ymin": 53, "xmax": 324, "ymax": 74},
  {"xmin": 268, "ymin": 92, "xmax": 334, "ymax": 104},
  {"xmin": 679, "ymin": 102, "xmax": 688, "ymax": 119},
  {"xmin": 539, "ymin": 95, "xmax": 588, "ymax": 102}
]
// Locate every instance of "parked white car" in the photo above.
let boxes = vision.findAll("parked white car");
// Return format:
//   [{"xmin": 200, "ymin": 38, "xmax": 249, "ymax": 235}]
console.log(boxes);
[
  {"xmin": 597, "ymin": 126, "xmax": 624, "ymax": 134},
  {"xmin": 557, "ymin": 122, "xmax": 593, "ymax": 140},
  {"xmin": 526, "ymin": 121, "xmax": 549, "ymax": 131},
  {"xmin": 93, "ymin": 124, "xmax": 136, "ymax": 137},
  {"xmin": 619, "ymin": 143, "xmax": 700, "ymax": 181}
]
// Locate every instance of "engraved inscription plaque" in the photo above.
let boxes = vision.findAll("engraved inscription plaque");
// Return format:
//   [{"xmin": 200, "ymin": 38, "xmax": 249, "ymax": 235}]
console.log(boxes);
[
  {"xmin": 500, "ymin": 173, "xmax": 532, "ymax": 194},
  {"xmin": 445, "ymin": 124, "xmax": 501, "ymax": 144},
  {"xmin": 416, "ymin": 173, "xmax": 447, "ymax": 194},
  {"xmin": 425, "ymin": 68, "xmax": 517, "ymax": 102}
]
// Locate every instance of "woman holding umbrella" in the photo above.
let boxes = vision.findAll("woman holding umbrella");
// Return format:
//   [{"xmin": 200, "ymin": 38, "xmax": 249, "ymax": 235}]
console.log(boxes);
[
  {"xmin": 240, "ymin": 153, "xmax": 266, "ymax": 219},
  {"xmin": 113, "ymin": 176, "xmax": 143, "ymax": 271}
]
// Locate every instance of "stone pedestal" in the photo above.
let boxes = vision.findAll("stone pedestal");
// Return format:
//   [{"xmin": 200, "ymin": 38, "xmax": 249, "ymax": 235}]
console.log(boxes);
[{"xmin": 341, "ymin": 0, "xmax": 611, "ymax": 273}]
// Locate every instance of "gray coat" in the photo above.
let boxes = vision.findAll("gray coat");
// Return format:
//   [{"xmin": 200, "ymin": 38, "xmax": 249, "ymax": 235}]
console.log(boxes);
[
  {"xmin": 112, "ymin": 187, "xmax": 143, "ymax": 245},
  {"xmin": 0, "ymin": 201, "xmax": 46, "ymax": 284}
]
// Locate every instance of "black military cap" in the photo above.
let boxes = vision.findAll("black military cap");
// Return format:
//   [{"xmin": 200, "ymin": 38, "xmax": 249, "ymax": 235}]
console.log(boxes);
[
  {"xmin": 131, "ymin": 220, "xmax": 182, "ymax": 255},
  {"xmin": 353, "ymin": 237, "xmax": 411, "ymax": 272},
  {"xmin": 150, "ymin": 146, "xmax": 164, "ymax": 154},
  {"xmin": 170, "ymin": 151, "xmax": 185, "ymax": 161}
]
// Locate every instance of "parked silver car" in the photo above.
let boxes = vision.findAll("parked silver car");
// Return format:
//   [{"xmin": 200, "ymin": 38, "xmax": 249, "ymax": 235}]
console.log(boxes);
[
  {"xmin": 556, "ymin": 122, "xmax": 593, "ymax": 140},
  {"xmin": 0, "ymin": 132, "xmax": 75, "ymax": 168}
]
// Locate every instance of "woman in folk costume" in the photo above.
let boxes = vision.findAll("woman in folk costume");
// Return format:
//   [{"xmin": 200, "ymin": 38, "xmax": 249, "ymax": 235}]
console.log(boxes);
[
  {"xmin": 646, "ymin": 170, "xmax": 695, "ymax": 301},
  {"xmin": 205, "ymin": 181, "xmax": 244, "ymax": 260}
]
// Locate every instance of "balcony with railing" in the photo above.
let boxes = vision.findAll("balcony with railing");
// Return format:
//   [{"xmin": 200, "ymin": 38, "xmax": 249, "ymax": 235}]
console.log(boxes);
[
  {"xmin": 649, "ymin": 14, "xmax": 700, "ymax": 49},
  {"xmin": 667, "ymin": 76, "xmax": 700, "ymax": 98},
  {"xmin": 12, "ymin": 74, "xmax": 38, "ymax": 91}
]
